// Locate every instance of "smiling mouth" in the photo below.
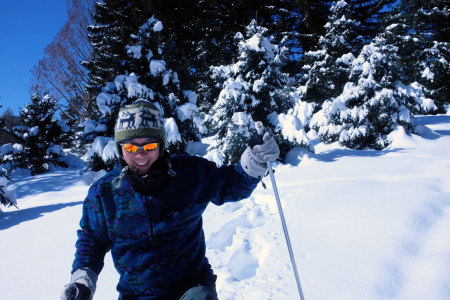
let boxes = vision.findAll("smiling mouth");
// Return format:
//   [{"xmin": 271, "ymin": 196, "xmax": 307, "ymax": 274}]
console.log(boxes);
[{"xmin": 134, "ymin": 160, "xmax": 150, "ymax": 166}]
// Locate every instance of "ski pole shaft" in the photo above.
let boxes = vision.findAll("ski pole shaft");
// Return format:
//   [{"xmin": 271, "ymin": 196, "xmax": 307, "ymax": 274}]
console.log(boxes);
[{"xmin": 267, "ymin": 161, "xmax": 305, "ymax": 300}]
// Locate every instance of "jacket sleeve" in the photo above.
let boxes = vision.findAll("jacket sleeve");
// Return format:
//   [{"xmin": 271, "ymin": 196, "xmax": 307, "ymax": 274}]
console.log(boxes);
[
  {"xmin": 72, "ymin": 181, "xmax": 112, "ymax": 276},
  {"xmin": 202, "ymin": 160, "xmax": 261, "ymax": 206}
]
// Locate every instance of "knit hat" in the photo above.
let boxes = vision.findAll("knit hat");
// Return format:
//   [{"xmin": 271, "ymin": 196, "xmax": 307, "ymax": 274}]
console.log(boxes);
[{"xmin": 114, "ymin": 99, "xmax": 166, "ymax": 156}]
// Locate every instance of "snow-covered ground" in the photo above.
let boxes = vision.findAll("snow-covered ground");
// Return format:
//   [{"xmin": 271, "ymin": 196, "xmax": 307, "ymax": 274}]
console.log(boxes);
[{"xmin": 1, "ymin": 115, "xmax": 449, "ymax": 300}]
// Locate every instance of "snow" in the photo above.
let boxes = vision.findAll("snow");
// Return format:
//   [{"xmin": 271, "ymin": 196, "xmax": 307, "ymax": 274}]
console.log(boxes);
[
  {"xmin": 152, "ymin": 21, "xmax": 163, "ymax": 32},
  {"xmin": 149, "ymin": 59, "xmax": 166, "ymax": 76},
  {"xmin": 124, "ymin": 75, "xmax": 154, "ymax": 99},
  {"xmin": 82, "ymin": 119, "xmax": 107, "ymax": 135},
  {"xmin": 241, "ymin": 31, "xmax": 278, "ymax": 61},
  {"xmin": 126, "ymin": 45, "xmax": 142, "ymax": 59},
  {"xmin": 177, "ymin": 102, "xmax": 199, "ymax": 122},
  {"xmin": 164, "ymin": 117, "xmax": 182, "ymax": 144},
  {"xmin": 270, "ymin": 113, "xmax": 310, "ymax": 146},
  {"xmin": 203, "ymin": 148, "xmax": 225, "ymax": 168},
  {"xmin": 96, "ymin": 92, "xmax": 122, "ymax": 115},
  {"xmin": 396, "ymin": 82, "xmax": 437, "ymax": 113},
  {"xmin": 336, "ymin": 52, "xmax": 355, "ymax": 65},
  {"xmin": 183, "ymin": 90, "xmax": 198, "ymax": 104},
  {"xmin": 422, "ymin": 67, "xmax": 434, "ymax": 80},
  {"xmin": 336, "ymin": 0, "xmax": 347, "ymax": 8},
  {"xmin": 47, "ymin": 145, "xmax": 61, "ymax": 156},
  {"xmin": 84, "ymin": 136, "xmax": 116, "ymax": 161},
  {"xmin": 29, "ymin": 126, "xmax": 39, "ymax": 136},
  {"xmin": 232, "ymin": 112, "xmax": 251, "ymax": 126},
  {"xmin": 0, "ymin": 143, "xmax": 22, "ymax": 155},
  {"xmin": 1, "ymin": 115, "xmax": 450, "ymax": 300}
]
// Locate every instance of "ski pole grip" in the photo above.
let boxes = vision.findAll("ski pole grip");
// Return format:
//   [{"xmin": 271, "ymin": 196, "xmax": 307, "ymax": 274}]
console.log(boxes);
[
  {"xmin": 249, "ymin": 132, "xmax": 264, "ymax": 149},
  {"xmin": 249, "ymin": 121, "xmax": 266, "ymax": 149}
]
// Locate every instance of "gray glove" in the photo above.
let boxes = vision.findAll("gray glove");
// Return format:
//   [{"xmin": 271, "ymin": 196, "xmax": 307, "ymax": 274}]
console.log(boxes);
[
  {"xmin": 60, "ymin": 268, "xmax": 97, "ymax": 300},
  {"xmin": 241, "ymin": 122, "xmax": 280, "ymax": 178}
]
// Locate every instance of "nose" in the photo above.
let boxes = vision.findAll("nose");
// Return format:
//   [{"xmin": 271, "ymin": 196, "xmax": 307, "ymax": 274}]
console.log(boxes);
[{"xmin": 134, "ymin": 148, "xmax": 146, "ymax": 155}]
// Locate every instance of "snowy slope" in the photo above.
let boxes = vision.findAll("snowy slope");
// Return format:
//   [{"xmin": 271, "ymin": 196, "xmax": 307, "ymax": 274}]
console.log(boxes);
[{"xmin": 0, "ymin": 115, "xmax": 449, "ymax": 300}]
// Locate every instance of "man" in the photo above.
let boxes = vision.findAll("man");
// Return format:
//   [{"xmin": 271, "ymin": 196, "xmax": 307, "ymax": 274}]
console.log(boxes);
[{"xmin": 61, "ymin": 99, "xmax": 279, "ymax": 300}]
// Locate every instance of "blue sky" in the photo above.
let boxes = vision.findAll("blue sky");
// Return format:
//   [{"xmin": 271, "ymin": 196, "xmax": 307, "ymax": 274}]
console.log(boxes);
[{"xmin": 0, "ymin": 0, "xmax": 68, "ymax": 116}]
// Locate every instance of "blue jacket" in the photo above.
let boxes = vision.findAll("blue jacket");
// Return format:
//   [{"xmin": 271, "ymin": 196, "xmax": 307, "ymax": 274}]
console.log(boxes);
[{"xmin": 72, "ymin": 155, "xmax": 260, "ymax": 299}]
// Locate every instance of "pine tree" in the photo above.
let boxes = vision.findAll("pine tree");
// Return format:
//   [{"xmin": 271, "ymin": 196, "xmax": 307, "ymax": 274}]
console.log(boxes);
[
  {"xmin": 82, "ymin": 16, "xmax": 202, "ymax": 164},
  {"xmin": 83, "ymin": 0, "xmax": 150, "ymax": 96},
  {"xmin": 299, "ymin": 0, "xmax": 364, "ymax": 106},
  {"xmin": 293, "ymin": 0, "xmax": 333, "ymax": 55},
  {"xmin": 347, "ymin": 0, "xmax": 398, "ymax": 40},
  {"xmin": 310, "ymin": 23, "xmax": 436, "ymax": 150},
  {"xmin": 206, "ymin": 20, "xmax": 294, "ymax": 164},
  {"xmin": 124, "ymin": 16, "xmax": 202, "ymax": 153},
  {"xmin": 385, "ymin": 0, "xmax": 450, "ymax": 113},
  {"xmin": 162, "ymin": 0, "xmax": 306, "ymax": 82},
  {"xmin": 13, "ymin": 93, "xmax": 70, "ymax": 175}
]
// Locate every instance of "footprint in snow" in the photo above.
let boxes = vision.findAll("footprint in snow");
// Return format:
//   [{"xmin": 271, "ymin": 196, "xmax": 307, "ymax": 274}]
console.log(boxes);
[
  {"xmin": 228, "ymin": 239, "xmax": 259, "ymax": 281},
  {"xmin": 375, "ymin": 196, "xmax": 450, "ymax": 297},
  {"xmin": 208, "ymin": 205, "xmax": 266, "ymax": 251},
  {"xmin": 208, "ymin": 214, "xmax": 252, "ymax": 251}
]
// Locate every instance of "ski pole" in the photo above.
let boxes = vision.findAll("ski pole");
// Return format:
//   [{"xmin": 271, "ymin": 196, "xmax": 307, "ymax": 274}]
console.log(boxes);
[{"xmin": 267, "ymin": 161, "xmax": 305, "ymax": 300}]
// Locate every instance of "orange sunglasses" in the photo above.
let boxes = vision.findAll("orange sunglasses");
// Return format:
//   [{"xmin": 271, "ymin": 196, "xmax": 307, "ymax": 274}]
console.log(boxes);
[{"xmin": 120, "ymin": 142, "xmax": 159, "ymax": 153}]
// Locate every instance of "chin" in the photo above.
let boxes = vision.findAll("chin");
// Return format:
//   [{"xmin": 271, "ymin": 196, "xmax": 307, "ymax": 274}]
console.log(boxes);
[{"xmin": 134, "ymin": 164, "xmax": 153, "ymax": 175}]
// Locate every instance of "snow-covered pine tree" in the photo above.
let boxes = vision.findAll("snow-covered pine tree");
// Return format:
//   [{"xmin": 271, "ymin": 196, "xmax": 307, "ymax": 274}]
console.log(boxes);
[
  {"xmin": 347, "ymin": 0, "xmax": 397, "ymax": 41},
  {"xmin": 81, "ymin": 16, "xmax": 202, "ymax": 167},
  {"xmin": 76, "ymin": 0, "xmax": 148, "ymax": 154},
  {"xmin": 126, "ymin": 17, "xmax": 202, "ymax": 153},
  {"xmin": 385, "ymin": 0, "xmax": 449, "ymax": 114},
  {"xmin": 206, "ymin": 20, "xmax": 294, "ymax": 164},
  {"xmin": 299, "ymin": 0, "xmax": 363, "ymax": 107},
  {"xmin": 418, "ymin": 40, "xmax": 449, "ymax": 114},
  {"xmin": 13, "ymin": 93, "xmax": 70, "ymax": 175},
  {"xmin": 83, "ymin": 0, "xmax": 149, "ymax": 96},
  {"xmin": 310, "ymin": 21, "xmax": 437, "ymax": 150}
]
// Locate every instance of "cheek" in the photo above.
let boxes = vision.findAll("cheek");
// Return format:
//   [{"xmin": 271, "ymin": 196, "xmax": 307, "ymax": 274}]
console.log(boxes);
[
  {"xmin": 123, "ymin": 153, "xmax": 132, "ymax": 165},
  {"xmin": 122, "ymin": 149, "xmax": 132, "ymax": 164},
  {"xmin": 144, "ymin": 151, "xmax": 160, "ymax": 166}
]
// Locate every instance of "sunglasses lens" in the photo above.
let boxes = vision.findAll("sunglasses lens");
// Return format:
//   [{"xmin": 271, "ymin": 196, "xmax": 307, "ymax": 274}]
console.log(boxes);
[
  {"xmin": 143, "ymin": 143, "xmax": 158, "ymax": 151},
  {"xmin": 122, "ymin": 144, "xmax": 138, "ymax": 152},
  {"xmin": 122, "ymin": 142, "xmax": 158, "ymax": 152}
]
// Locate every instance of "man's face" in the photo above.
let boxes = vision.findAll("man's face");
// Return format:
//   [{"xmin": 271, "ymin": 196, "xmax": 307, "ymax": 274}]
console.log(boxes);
[{"xmin": 121, "ymin": 137, "xmax": 160, "ymax": 175}]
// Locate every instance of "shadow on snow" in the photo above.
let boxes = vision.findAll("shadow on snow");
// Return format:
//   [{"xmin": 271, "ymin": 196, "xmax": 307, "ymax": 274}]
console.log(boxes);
[
  {"xmin": 286, "ymin": 115, "xmax": 450, "ymax": 166},
  {"xmin": 10, "ymin": 169, "xmax": 82, "ymax": 199},
  {"xmin": 286, "ymin": 147, "xmax": 403, "ymax": 166},
  {"xmin": 0, "ymin": 201, "xmax": 83, "ymax": 230},
  {"xmin": 412, "ymin": 115, "xmax": 450, "ymax": 126}
]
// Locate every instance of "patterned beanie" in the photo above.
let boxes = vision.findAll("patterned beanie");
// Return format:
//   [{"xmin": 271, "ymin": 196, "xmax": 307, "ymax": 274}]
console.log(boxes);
[{"xmin": 114, "ymin": 99, "xmax": 166, "ymax": 155}]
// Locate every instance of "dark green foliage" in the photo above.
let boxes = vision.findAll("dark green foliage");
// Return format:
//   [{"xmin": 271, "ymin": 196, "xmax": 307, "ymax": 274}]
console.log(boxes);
[
  {"xmin": 383, "ymin": 0, "xmax": 450, "ymax": 113},
  {"xmin": 207, "ymin": 20, "xmax": 295, "ymax": 164},
  {"xmin": 151, "ymin": 0, "xmax": 308, "ymax": 85},
  {"xmin": 88, "ymin": 152, "xmax": 117, "ymax": 172},
  {"xmin": 300, "ymin": 0, "xmax": 364, "ymax": 105},
  {"xmin": 312, "ymin": 31, "xmax": 430, "ymax": 150},
  {"xmin": 347, "ymin": 0, "xmax": 398, "ymax": 39},
  {"xmin": 40, "ymin": 0, "xmax": 449, "ymax": 159},
  {"xmin": 293, "ymin": 0, "xmax": 333, "ymax": 53},
  {"xmin": 12, "ymin": 93, "xmax": 70, "ymax": 175},
  {"xmin": 83, "ymin": 0, "xmax": 150, "ymax": 95}
]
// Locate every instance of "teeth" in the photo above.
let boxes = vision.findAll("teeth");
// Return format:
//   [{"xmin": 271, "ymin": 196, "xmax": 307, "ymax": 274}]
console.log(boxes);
[{"xmin": 134, "ymin": 160, "xmax": 149, "ymax": 166}]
